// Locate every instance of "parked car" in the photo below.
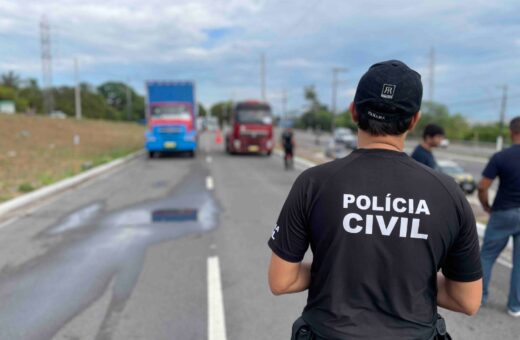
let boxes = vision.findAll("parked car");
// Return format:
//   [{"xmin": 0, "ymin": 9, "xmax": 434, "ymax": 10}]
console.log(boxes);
[
  {"xmin": 333, "ymin": 128, "xmax": 357, "ymax": 149},
  {"xmin": 49, "ymin": 110, "xmax": 67, "ymax": 119},
  {"xmin": 436, "ymin": 159, "xmax": 476, "ymax": 194},
  {"xmin": 324, "ymin": 138, "xmax": 351, "ymax": 159}
]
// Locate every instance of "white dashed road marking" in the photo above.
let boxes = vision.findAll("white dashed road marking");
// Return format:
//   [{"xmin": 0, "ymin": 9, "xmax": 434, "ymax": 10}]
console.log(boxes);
[
  {"xmin": 207, "ymin": 256, "xmax": 227, "ymax": 340},
  {"xmin": 206, "ymin": 176, "xmax": 214, "ymax": 190}
]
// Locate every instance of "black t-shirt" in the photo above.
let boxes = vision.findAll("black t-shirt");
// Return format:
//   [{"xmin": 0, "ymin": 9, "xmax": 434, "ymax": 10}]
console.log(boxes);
[
  {"xmin": 282, "ymin": 131, "xmax": 293, "ymax": 151},
  {"xmin": 482, "ymin": 144, "xmax": 520, "ymax": 211},
  {"xmin": 268, "ymin": 148, "xmax": 482, "ymax": 339},
  {"xmin": 411, "ymin": 144, "xmax": 437, "ymax": 169}
]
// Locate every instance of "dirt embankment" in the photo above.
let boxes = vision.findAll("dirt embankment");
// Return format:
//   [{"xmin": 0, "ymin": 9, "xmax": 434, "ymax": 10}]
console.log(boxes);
[{"xmin": 0, "ymin": 114, "xmax": 145, "ymax": 202}]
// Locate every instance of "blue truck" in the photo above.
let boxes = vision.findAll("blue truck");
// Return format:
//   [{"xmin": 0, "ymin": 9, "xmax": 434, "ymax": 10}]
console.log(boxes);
[{"xmin": 145, "ymin": 81, "xmax": 197, "ymax": 158}]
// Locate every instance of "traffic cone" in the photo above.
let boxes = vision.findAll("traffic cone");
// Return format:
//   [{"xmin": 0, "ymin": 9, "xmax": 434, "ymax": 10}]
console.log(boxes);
[{"xmin": 215, "ymin": 129, "xmax": 223, "ymax": 144}]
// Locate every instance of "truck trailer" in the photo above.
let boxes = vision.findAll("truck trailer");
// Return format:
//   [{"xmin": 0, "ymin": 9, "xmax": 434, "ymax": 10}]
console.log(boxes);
[{"xmin": 145, "ymin": 81, "xmax": 197, "ymax": 157}]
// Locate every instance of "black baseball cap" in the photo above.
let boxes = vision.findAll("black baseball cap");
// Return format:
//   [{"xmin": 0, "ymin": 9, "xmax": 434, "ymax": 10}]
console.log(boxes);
[{"xmin": 354, "ymin": 60, "xmax": 423, "ymax": 122}]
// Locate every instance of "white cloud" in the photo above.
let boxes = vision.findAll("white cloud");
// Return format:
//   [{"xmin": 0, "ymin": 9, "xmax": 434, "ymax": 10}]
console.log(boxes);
[
  {"xmin": 276, "ymin": 58, "xmax": 316, "ymax": 69},
  {"xmin": 0, "ymin": 0, "xmax": 518, "ymax": 120}
]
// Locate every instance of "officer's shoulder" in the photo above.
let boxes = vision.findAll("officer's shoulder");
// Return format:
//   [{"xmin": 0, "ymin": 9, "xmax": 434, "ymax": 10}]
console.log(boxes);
[
  {"xmin": 411, "ymin": 160, "xmax": 463, "ymax": 196},
  {"xmin": 297, "ymin": 158, "xmax": 347, "ymax": 184}
]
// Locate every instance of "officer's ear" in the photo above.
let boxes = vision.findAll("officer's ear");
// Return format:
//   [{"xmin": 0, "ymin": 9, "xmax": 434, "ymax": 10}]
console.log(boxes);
[
  {"xmin": 350, "ymin": 102, "xmax": 358, "ymax": 123},
  {"xmin": 408, "ymin": 111, "xmax": 421, "ymax": 131}
]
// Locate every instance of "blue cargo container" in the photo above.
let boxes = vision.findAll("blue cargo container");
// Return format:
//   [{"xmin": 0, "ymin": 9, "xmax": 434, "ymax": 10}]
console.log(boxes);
[{"xmin": 145, "ymin": 81, "xmax": 197, "ymax": 157}]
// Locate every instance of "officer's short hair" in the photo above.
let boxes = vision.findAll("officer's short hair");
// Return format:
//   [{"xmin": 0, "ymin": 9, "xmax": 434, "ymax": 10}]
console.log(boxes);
[
  {"xmin": 422, "ymin": 124, "xmax": 445, "ymax": 140},
  {"xmin": 510, "ymin": 116, "xmax": 520, "ymax": 134},
  {"xmin": 357, "ymin": 102, "xmax": 414, "ymax": 136}
]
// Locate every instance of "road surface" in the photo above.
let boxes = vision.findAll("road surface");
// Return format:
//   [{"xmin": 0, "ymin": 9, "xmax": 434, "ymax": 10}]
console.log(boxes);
[{"xmin": 0, "ymin": 132, "xmax": 517, "ymax": 339}]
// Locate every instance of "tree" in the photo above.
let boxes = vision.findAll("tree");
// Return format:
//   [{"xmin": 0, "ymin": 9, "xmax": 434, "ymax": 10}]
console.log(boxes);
[
  {"xmin": 297, "ymin": 85, "xmax": 332, "ymax": 130},
  {"xmin": 97, "ymin": 81, "xmax": 145, "ymax": 121},
  {"xmin": 1, "ymin": 71, "xmax": 20, "ymax": 89},
  {"xmin": 18, "ymin": 79, "xmax": 42, "ymax": 113},
  {"xmin": 198, "ymin": 103, "xmax": 207, "ymax": 117},
  {"xmin": 415, "ymin": 101, "xmax": 471, "ymax": 140},
  {"xmin": 210, "ymin": 101, "xmax": 233, "ymax": 126},
  {"xmin": 335, "ymin": 109, "xmax": 357, "ymax": 130}
]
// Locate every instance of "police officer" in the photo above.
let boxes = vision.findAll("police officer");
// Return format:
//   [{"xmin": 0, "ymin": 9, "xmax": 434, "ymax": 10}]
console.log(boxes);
[
  {"xmin": 282, "ymin": 127, "xmax": 295, "ymax": 170},
  {"xmin": 268, "ymin": 60, "xmax": 483, "ymax": 339},
  {"xmin": 411, "ymin": 124, "xmax": 445, "ymax": 169},
  {"xmin": 478, "ymin": 116, "xmax": 520, "ymax": 317}
]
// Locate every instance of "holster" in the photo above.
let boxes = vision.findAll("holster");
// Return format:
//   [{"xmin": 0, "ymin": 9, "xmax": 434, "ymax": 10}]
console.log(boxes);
[
  {"xmin": 432, "ymin": 315, "xmax": 452, "ymax": 340},
  {"xmin": 291, "ymin": 316, "xmax": 315, "ymax": 340}
]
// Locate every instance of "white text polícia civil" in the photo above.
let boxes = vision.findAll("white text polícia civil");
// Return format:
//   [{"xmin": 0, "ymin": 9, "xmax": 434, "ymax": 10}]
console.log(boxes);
[{"xmin": 342, "ymin": 194, "xmax": 430, "ymax": 240}]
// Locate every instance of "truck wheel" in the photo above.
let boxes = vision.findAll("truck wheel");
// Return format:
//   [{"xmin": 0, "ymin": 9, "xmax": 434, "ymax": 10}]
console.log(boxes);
[
  {"xmin": 266, "ymin": 151, "xmax": 272, "ymax": 156},
  {"xmin": 148, "ymin": 151, "xmax": 155, "ymax": 158},
  {"xmin": 189, "ymin": 150, "xmax": 196, "ymax": 158}
]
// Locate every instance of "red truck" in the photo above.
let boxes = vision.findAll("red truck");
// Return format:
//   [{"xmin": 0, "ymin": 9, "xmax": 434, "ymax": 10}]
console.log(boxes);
[{"xmin": 225, "ymin": 100, "xmax": 273, "ymax": 155}]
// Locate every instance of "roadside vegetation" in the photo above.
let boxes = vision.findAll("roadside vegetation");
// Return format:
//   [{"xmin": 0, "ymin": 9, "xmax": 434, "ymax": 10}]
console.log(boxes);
[
  {"xmin": 208, "ymin": 85, "xmax": 511, "ymax": 144},
  {"xmin": 0, "ymin": 114, "xmax": 145, "ymax": 202}
]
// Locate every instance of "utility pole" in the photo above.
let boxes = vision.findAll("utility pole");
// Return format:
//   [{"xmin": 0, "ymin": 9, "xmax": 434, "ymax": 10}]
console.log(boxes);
[
  {"xmin": 260, "ymin": 53, "xmax": 266, "ymax": 101},
  {"xmin": 281, "ymin": 89, "xmax": 288, "ymax": 120},
  {"xmin": 74, "ymin": 58, "xmax": 82, "ymax": 120},
  {"xmin": 331, "ymin": 67, "xmax": 348, "ymax": 132},
  {"xmin": 125, "ymin": 81, "xmax": 132, "ymax": 121},
  {"xmin": 40, "ymin": 16, "xmax": 54, "ymax": 114},
  {"xmin": 497, "ymin": 84, "xmax": 508, "ymax": 151},
  {"xmin": 429, "ymin": 47, "xmax": 435, "ymax": 102}
]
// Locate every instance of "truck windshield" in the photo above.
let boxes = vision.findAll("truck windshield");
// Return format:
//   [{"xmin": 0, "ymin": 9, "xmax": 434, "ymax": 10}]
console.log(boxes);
[
  {"xmin": 236, "ymin": 110, "xmax": 272, "ymax": 124},
  {"xmin": 152, "ymin": 106, "xmax": 191, "ymax": 120}
]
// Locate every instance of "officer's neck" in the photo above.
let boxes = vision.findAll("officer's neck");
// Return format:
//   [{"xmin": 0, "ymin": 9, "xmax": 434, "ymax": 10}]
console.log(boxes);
[
  {"xmin": 512, "ymin": 133, "xmax": 520, "ymax": 145},
  {"xmin": 357, "ymin": 129, "xmax": 405, "ymax": 152}
]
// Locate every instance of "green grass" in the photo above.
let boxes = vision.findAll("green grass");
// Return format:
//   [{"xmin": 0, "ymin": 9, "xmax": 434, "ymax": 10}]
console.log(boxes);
[
  {"xmin": 90, "ymin": 148, "xmax": 135, "ymax": 168},
  {"xmin": 18, "ymin": 182, "xmax": 35, "ymax": 193}
]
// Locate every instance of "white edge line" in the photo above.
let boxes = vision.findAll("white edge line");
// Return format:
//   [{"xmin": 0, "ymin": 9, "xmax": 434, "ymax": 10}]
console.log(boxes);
[
  {"xmin": 206, "ymin": 176, "xmax": 214, "ymax": 190},
  {"xmin": 208, "ymin": 256, "xmax": 227, "ymax": 340},
  {"xmin": 0, "ymin": 150, "xmax": 144, "ymax": 219}
]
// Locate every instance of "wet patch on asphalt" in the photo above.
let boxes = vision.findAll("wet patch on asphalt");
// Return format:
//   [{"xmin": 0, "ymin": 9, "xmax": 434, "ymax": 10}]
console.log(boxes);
[{"xmin": 0, "ymin": 163, "xmax": 219, "ymax": 340}]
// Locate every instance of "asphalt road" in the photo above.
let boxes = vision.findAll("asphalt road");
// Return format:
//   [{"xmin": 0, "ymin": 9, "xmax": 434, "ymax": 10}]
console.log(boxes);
[{"xmin": 0, "ymin": 132, "xmax": 517, "ymax": 339}]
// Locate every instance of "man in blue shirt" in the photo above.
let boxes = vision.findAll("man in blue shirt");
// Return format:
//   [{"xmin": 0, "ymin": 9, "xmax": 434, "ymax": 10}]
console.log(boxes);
[
  {"xmin": 479, "ymin": 116, "xmax": 520, "ymax": 317},
  {"xmin": 411, "ymin": 124, "xmax": 445, "ymax": 169}
]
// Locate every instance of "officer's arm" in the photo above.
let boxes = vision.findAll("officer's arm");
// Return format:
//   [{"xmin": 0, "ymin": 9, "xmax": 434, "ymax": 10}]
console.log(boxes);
[
  {"xmin": 437, "ymin": 273, "xmax": 482, "ymax": 316},
  {"xmin": 268, "ymin": 253, "xmax": 311, "ymax": 295},
  {"xmin": 477, "ymin": 177, "xmax": 493, "ymax": 213}
]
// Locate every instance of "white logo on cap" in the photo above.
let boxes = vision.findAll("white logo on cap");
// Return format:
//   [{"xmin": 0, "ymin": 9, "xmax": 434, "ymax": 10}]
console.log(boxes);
[{"xmin": 381, "ymin": 84, "xmax": 396, "ymax": 99}]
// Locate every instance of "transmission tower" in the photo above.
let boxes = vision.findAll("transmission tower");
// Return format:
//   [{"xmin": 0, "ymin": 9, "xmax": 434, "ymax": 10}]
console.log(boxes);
[{"xmin": 40, "ymin": 16, "xmax": 54, "ymax": 114}]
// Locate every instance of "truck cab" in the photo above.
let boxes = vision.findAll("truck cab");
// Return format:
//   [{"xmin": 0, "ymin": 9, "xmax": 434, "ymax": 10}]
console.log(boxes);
[{"xmin": 225, "ymin": 101, "xmax": 273, "ymax": 155}]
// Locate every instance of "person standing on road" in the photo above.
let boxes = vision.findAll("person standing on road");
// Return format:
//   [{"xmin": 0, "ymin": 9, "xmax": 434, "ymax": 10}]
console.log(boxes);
[
  {"xmin": 411, "ymin": 124, "xmax": 445, "ymax": 169},
  {"xmin": 478, "ymin": 116, "xmax": 520, "ymax": 317},
  {"xmin": 268, "ymin": 60, "xmax": 482, "ymax": 340},
  {"xmin": 282, "ymin": 127, "xmax": 295, "ymax": 170}
]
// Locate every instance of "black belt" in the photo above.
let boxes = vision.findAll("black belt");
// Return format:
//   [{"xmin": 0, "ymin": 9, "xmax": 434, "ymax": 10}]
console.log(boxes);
[{"xmin": 291, "ymin": 315, "xmax": 451, "ymax": 340}]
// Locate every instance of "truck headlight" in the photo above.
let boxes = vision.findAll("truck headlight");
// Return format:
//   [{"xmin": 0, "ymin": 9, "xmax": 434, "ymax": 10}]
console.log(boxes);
[
  {"xmin": 233, "ymin": 140, "xmax": 241, "ymax": 149},
  {"xmin": 266, "ymin": 140, "xmax": 273, "ymax": 149}
]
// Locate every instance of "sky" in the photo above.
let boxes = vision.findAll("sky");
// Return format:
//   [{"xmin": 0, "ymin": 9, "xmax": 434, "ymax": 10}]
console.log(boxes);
[{"xmin": 0, "ymin": 0, "xmax": 519, "ymax": 122}]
